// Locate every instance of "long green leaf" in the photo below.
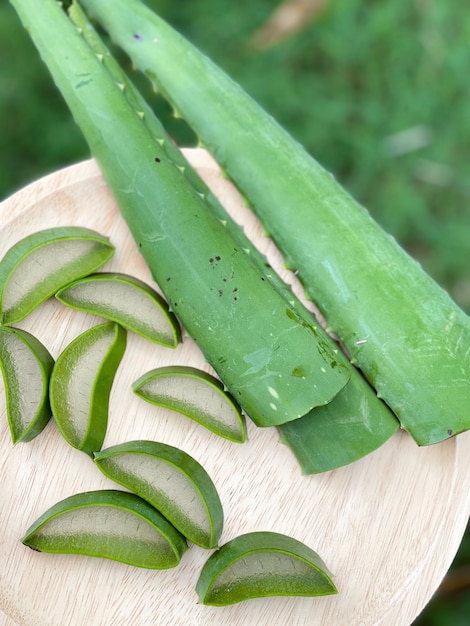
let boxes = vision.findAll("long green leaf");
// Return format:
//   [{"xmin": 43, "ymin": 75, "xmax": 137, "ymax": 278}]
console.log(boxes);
[
  {"xmin": 70, "ymin": 0, "xmax": 398, "ymax": 472},
  {"xmin": 82, "ymin": 0, "xmax": 470, "ymax": 445},
  {"xmin": 9, "ymin": 0, "xmax": 349, "ymax": 429}
]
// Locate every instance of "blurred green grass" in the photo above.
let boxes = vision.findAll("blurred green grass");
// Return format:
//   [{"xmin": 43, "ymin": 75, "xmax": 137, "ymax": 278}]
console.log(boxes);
[{"xmin": 1, "ymin": 1, "xmax": 469, "ymax": 623}]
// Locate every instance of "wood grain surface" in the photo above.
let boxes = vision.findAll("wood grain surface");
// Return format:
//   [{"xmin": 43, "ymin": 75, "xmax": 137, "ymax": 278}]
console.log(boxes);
[{"xmin": 1, "ymin": 150, "xmax": 469, "ymax": 626}]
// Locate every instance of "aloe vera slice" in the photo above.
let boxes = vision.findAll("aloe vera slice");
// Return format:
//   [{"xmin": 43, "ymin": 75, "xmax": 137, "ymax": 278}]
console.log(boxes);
[
  {"xmin": 56, "ymin": 272, "xmax": 181, "ymax": 347},
  {"xmin": 133, "ymin": 366, "xmax": 246, "ymax": 443},
  {"xmin": 0, "ymin": 326, "xmax": 54, "ymax": 444},
  {"xmin": 0, "ymin": 227, "xmax": 115, "ymax": 325},
  {"xmin": 94, "ymin": 440, "xmax": 223, "ymax": 549},
  {"xmin": 49, "ymin": 322, "xmax": 126, "ymax": 455},
  {"xmin": 21, "ymin": 489, "xmax": 188, "ymax": 569},
  {"xmin": 83, "ymin": 0, "xmax": 470, "ymax": 445},
  {"xmin": 196, "ymin": 531, "xmax": 337, "ymax": 605}
]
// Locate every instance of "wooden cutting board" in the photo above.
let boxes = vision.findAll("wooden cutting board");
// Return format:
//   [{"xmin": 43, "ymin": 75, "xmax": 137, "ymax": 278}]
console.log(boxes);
[{"xmin": 1, "ymin": 150, "xmax": 469, "ymax": 626}]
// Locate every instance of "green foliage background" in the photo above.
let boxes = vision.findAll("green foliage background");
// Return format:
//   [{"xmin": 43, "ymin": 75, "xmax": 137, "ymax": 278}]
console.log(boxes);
[{"xmin": 1, "ymin": 1, "xmax": 469, "ymax": 623}]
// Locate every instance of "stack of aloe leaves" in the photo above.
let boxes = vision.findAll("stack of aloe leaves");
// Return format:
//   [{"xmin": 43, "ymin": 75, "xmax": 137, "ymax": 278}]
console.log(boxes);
[{"xmin": 9, "ymin": 0, "xmax": 470, "ymax": 474}]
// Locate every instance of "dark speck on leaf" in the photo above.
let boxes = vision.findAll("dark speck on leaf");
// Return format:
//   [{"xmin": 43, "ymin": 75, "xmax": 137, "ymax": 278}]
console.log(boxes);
[
  {"xmin": 447, "ymin": 429, "xmax": 453, "ymax": 436},
  {"xmin": 286, "ymin": 308, "xmax": 297, "ymax": 321},
  {"xmin": 166, "ymin": 277, "xmax": 171, "ymax": 282},
  {"xmin": 218, "ymin": 290, "xmax": 223, "ymax": 296},
  {"xmin": 76, "ymin": 79, "xmax": 92, "ymax": 89},
  {"xmin": 215, "ymin": 255, "xmax": 221, "ymax": 261},
  {"xmin": 209, "ymin": 258, "xmax": 214, "ymax": 263},
  {"xmin": 155, "ymin": 157, "xmax": 161, "ymax": 163},
  {"xmin": 292, "ymin": 366, "xmax": 306, "ymax": 378},
  {"xmin": 134, "ymin": 33, "xmax": 143, "ymax": 41}
]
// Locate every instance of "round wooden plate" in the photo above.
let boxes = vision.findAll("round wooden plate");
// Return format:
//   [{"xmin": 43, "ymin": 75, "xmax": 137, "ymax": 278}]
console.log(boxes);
[{"xmin": 1, "ymin": 151, "xmax": 469, "ymax": 626}]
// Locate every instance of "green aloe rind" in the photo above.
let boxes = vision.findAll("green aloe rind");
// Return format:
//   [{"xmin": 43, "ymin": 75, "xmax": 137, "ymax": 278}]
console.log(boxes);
[
  {"xmin": 9, "ymin": 0, "xmax": 350, "ymax": 432},
  {"xmin": 56, "ymin": 272, "xmax": 181, "ymax": 347},
  {"xmin": 94, "ymin": 439, "xmax": 223, "ymax": 549},
  {"xmin": 278, "ymin": 366, "xmax": 398, "ymax": 474},
  {"xmin": 49, "ymin": 322, "xmax": 127, "ymax": 455},
  {"xmin": 0, "ymin": 226, "xmax": 115, "ymax": 325},
  {"xmin": 83, "ymin": 0, "xmax": 470, "ymax": 446},
  {"xmin": 75, "ymin": 0, "xmax": 399, "ymax": 471},
  {"xmin": 133, "ymin": 365, "xmax": 247, "ymax": 443},
  {"xmin": 196, "ymin": 531, "xmax": 338, "ymax": 605},
  {"xmin": 0, "ymin": 326, "xmax": 54, "ymax": 444},
  {"xmin": 21, "ymin": 489, "xmax": 188, "ymax": 569}
]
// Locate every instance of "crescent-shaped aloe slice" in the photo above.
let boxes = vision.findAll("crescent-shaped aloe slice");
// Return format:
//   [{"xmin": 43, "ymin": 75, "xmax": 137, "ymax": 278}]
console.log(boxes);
[
  {"xmin": 133, "ymin": 366, "xmax": 246, "ymax": 443},
  {"xmin": 21, "ymin": 489, "xmax": 188, "ymax": 569},
  {"xmin": 94, "ymin": 440, "xmax": 223, "ymax": 549},
  {"xmin": 0, "ymin": 227, "xmax": 115, "ymax": 325},
  {"xmin": 196, "ymin": 531, "xmax": 337, "ymax": 605},
  {"xmin": 56, "ymin": 272, "xmax": 181, "ymax": 347},
  {"xmin": 49, "ymin": 322, "xmax": 126, "ymax": 455},
  {"xmin": 0, "ymin": 326, "xmax": 54, "ymax": 444}
]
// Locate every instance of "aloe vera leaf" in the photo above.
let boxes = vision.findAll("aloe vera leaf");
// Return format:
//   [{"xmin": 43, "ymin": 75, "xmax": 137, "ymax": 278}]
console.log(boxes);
[
  {"xmin": 82, "ymin": 0, "xmax": 470, "ymax": 446},
  {"xmin": 0, "ymin": 326, "xmax": 54, "ymax": 444},
  {"xmin": 55, "ymin": 272, "xmax": 181, "ymax": 347},
  {"xmin": 66, "ymin": 0, "xmax": 396, "ymax": 470},
  {"xmin": 21, "ymin": 489, "xmax": 188, "ymax": 569},
  {"xmin": 196, "ymin": 531, "xmax": 337, "ymax": 605},
  {"xmin": 0, "ymin": 226, "xmax": 115, "ymax": 325},
  {"xmin": 278, "ymin": 372, "xmax": 397, "ymax": 474},
  {"xmin": 9, "ymin": 0, "xmax": 350, "ymax": 430},
  {"xmin": 72, "ymin": 1, "xmax": 399, "ymax": 472},
  {"xmin": 53, "ymin": 3, "xmax": 380, "ymax": 472}
]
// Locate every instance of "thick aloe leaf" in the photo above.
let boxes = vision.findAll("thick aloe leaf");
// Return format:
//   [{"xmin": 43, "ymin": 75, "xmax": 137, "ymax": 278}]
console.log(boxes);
[
  {"xmin": 9, "ymin": 0, "xmax": 350, "ymax": 431},
  {"xmin": 278, "ymin": 366, "xmax": 398, "ymax": 474},
  {"xmin": 73, "ymin": 0, "xmax": 399, "ymax": 471},
  {"xmin": 83, "ymin": 0, "xmax": 470, "ymax": 445}
]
